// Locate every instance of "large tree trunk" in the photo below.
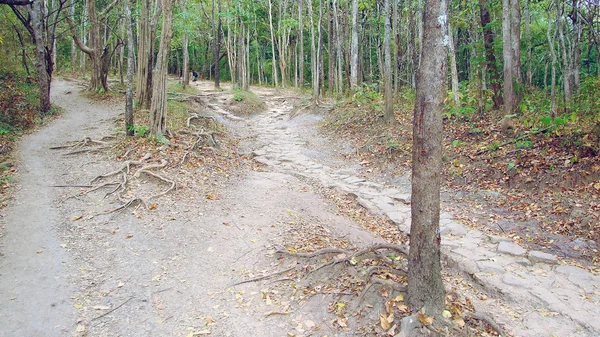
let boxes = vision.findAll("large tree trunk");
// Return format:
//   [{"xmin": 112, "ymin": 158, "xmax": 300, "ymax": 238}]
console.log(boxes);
[
  {"xmin": 308, "ymin": 0, "xmax": 317, "ymax": 99},
  {"xmin": 333, "ymin": 0, "xmax": 343, "ymax": 95},
  {"xmin": 350, "ymin": 0, "xmax": 358, "ymax": 90},
  {"xmin": 547, "ymin": 4, "xmax": 557, "ymax": 117},
  {"xmin": 479, "ymin": 0, "xmax": 502, "ymax": 109},
  {"xmin": 408, "ymin": 0, "xmax": 447, "ymax": 316},
  {"xmin": 125, "ymin": 0, "xmax": 135, "ymax": 136},
  {"xmin": 383, "ymin": 0, "xmax": 393, "ymax": 123},
  {"xmin": 137, "ymin": 0, "xmax": 161, "ymax": 109},
  {"xmin": 149, "ymin": 0, "xmax": 173, "ymax": 136}
]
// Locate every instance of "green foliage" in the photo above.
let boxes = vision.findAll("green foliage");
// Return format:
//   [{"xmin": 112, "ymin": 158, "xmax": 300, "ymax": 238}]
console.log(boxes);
[
  {"xmin": 487, "ymin": 141, "xmax": 500, "ymax": 151},
  {"xmin": 516, "ymin": 140, "xmax": 533, "ymax": 149},
  {"xmin": 233, "ymin": 87, "xmax": 244, "ymax": 102},
  {"xmin": 452, "ymin": 140, "xmax": 467, "ymax": 147},
  {"xmin": 127, "ymin": 124, "xmax": 149, "ymax": 137}
]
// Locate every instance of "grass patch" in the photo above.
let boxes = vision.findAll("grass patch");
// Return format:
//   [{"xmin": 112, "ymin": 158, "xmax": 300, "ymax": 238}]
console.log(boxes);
[
  {"xmin": 167, "ymin": 80, "xmax": 200, "ymax": 95},
  {"xmin": 228, "ymin": 87, "xmax": 267, "ymax": 115}
]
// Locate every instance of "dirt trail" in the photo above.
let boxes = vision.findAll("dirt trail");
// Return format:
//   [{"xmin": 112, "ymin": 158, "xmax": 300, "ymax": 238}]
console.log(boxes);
[{"xmin": 0, "ymin": 79, "xmax": 598, "ymax": 337}]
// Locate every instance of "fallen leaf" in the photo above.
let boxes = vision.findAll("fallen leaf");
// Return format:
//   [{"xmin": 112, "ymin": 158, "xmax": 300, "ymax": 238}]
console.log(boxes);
[
  {"xmin": 149, "ymin": 203, "xmax": 157, "ymax": 210},
  {"xmin": 71, "ymin": 215, "xmax": 83, "ymax": 221},
  {"xmin": 442, "ymin": 310, "xmax": 452, "ymax": 319},
  {"xmin": 76, "ymin": 324, "xmax": 85, "ymax": 332},
  {"xmin": 418, "ymin": 312, "xmax": 434, "ymax": 326},
  {"xmin": 92, "ymin": 305, "xmax": 110, "ymax": 310},
  {"xmin": 380, "ymin": 313, "xmax": 392, "ymax": 330},
  {"xmin": 125, "ymin": 235, "xmax": 133, "ymax": 239},
  {"xmin": 455, "ymin": 317, "xmax": 465, "ymax": 328},
  {"xmin": 36, "ymin": 250, "xmax": 43, "ymax": 254},
  {"xmin": 73, "ymin": 303, "xmax": 83, "ymax": 309},
  {"xmin": 304, "ymin": 320, "xmax": 316, "ymax": 328}
]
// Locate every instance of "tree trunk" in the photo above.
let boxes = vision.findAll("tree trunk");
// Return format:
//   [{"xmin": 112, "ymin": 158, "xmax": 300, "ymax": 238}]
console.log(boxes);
[
  {"xmin": 510, "ymin": 0, "xmax": 522, "ymax": 109},
  {"xmin": 268, "ymin": 0, "xmax": 279, "ymax": 87},
  {"xmin": 333, "ymin": 0, "xmax": 343, "ymax": 95},
  {"xmin": 70, "ymin": 0, "xmax": 77, "ymax": 73},
  {"xmin": 448, "ymin": 22, "xmax": 460, "ymax": 107},
  {"xmin": 408, "ymin": 0, "xmax": 447, "ymax": 316},
  {"xmin": 149, "ymin": 0, "xmax": 173, "ymax": 136},
  {"xmin": 125, "ymin": 0, "xmax": 135, "ymax": 136},
  {"xmin": 350, "ymin": 0, "xmax": 358, "ymax": 90},
  {"xmin": 298, "ymin": 0, "xmax": 304, "ymax": 89},
  {"xmin": 479, "ymin": 0, "xmax": 502, "ymax": 109},
  {"xmin": 182, "ymin": 32, "xmax": 189, "ymax": 88},
  {"xmin": 547, "ymin": 3, "xmax": 557, "ymax": 117},
  {"xmin": 383, "ymin": 0, "xmax": 393, "ymax": 123},
  {"xmin": 308, "ymin": 0, "xmax": 317, "ymax": 99},
  {"xmin": 29, "ymin": 0, "xmax": 52, "ymax": 114},
  {"xmin": 502, "ymin": 0, "xmax": 516, "ymax": 115},
  {"xmin": 525, "ymin": 0, "xmax": 533, "ymax": 87},
  {"xmin": 213, "ymin": 0, "xmax": 222, "ymax": 88}
]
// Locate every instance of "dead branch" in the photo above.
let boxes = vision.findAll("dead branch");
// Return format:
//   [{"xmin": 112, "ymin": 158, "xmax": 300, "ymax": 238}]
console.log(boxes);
[
  {"xmin": 228, "ymin": 266, "xmax": 296, "ymax": 288},
  {"xmin": 64, "ymin": 146, "xmax": 110, "ymax": 156},
  {"xmin": 91, "ymin": 297, "xmax": 134, "ymax": 322}
]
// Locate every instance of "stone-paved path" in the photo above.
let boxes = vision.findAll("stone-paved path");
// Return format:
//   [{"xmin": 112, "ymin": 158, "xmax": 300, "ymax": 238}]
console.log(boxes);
[{"xmin": 216, "ymin": 89, "xmax": 600, "ymax": 337}]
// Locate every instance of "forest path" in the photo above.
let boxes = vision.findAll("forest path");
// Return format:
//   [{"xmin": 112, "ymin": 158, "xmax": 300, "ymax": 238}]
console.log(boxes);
[
  {"xmin": 194, "ymin": 81, "xmax": 600, "ymax": 337},
  {"xmin": 0, "ymin": 78, "xmax": 598, "ymax": 337}
]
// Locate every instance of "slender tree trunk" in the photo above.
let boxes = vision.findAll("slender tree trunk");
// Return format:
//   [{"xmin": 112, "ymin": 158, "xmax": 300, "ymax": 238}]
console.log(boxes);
[
  {"xmin": 182, "ymin": 33, "xmax": 189, "ymax": 88},
  {"xmin": 393, "ymin": 0, "xmax": 399, "ymax": 93},
  {"xmin": 70, "ymin": 0, "xmax": 77, "ymax": 73},
  {"xmin": 510, "ymin": 0, "xmax": 522, "ymax": 108},
  {"xmin": 318, "ymin": 0, "xmax": 324, "ymax": 97},
  {"xmin": 383, "ymin": 0, "xmax": 393, "ymax": 123},
  {"xmin": 298, "ymin": 0, "xmax": 304, "ymax": 89},
  {"xmin": 268, "ymin": 0, "xmax": 279, "ymax": 87},
  {"xmin": 125, "ymin": 0, "xmax": 135, "ymax": 136},
  {"xmin": 525, "ymin": 0, "xmax": 533, "ymax": 87},
  {"xmin": 308, "ymin": 0, "xmax": 317, "ymax": 99},
  {"xmin": 149, "ymin": 0, "xmax": 173, "ymax": 136},
  {"xmin": 448, "ymin": 22, "xmax": 460, "ymax": 107},
  {"xmin": 547, "ymin": 3, "xmax": 557, "ymax": 117},
  {"xmin": 503, "ymin": 0, "xmax": 515, "ymax": 114},
  {"xmin": 137, "ymin": 0, "xmax": 151, "ymax": 108},
  {"xmin": 214, "ymin": 0, "xmax": 222, "ymax": 88},
  {"xmin": 333, "ymin": 0, "xmax": 343, "ymax": 95},
  {"xmin": 557, "ymin": 2, "xmax": 571, "ymax": 105},
  {"xmin": 408, "ymin": 0, "xmax": 447, "ymax": 315},
  {"xmin": 350, "ymin": 0, "xmax": 358, "ymax": 90}
]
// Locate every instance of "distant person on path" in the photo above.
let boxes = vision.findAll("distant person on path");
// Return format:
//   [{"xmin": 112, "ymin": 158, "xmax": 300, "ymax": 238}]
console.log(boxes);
[{"xmin": 192, "ymin": 70, "xmax": 198, "ymax": 82}]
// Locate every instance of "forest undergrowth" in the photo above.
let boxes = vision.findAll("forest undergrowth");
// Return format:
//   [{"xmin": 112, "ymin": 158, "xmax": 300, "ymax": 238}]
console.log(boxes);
[{"xmin": 324, "ymin": 83, "xmax": 600, "ymax": 271}]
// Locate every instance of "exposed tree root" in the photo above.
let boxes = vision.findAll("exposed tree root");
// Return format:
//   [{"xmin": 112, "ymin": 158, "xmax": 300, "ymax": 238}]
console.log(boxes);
[
  {"xmin": 187, "ymin": 113, "xmax": 217, "ymax": 128},
  {"xmin": 468, "ymin": 311, "xmax": 505, "ymax": 337},
  {"xmin": 179, "ymin": 129, "xmax": 219, "ymax": 150},
  {"xmin": 50, "ymin": 137, "xmax": 110, "ymax": 150},
  {"xmin": 228, "ymin": 266, "xmax": 297, "ymax": 288},
  {"xmin": 90, "ymin": 153, "xmax": 151, "ymax": 184}
]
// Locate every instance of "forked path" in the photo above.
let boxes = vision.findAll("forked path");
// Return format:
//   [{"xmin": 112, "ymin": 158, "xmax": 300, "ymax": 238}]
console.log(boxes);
[{"xmin": 0, "ymin": 79, "xmax": 598, "ymax": 337}]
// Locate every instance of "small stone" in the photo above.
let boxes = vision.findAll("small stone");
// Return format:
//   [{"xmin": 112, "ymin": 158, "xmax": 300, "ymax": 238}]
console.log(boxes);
[
  {"xmin": 555, "ymin": 265, "xmax": 590, "ymax": 276},
  {"xmin": 488, "ymin": 235, "xmax": 512, "ymax": 244},
  {"xmin": 441, "ymin": 222, "xmax": 468, "ymax": 236},
  {"xmin": 477, "ymin": 260, "xmax": 505, "ymax": 274},
  {"xmin": 391, "ymin": 193, "xmax": 411, "ymax": 204},
  {"xmin": 528, "ymin": 251, "xmax": 559, "ymax": 264},
  {"xmin": 515, "ymin": 258, "xmax": 532, "ymax": 266},
  {"xmin": 497, "ymin": 241, "xmax": 527, "ymax": 256}
]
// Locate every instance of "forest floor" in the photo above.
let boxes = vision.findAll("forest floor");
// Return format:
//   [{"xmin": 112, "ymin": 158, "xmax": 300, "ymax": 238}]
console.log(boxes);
[{"xmin": 0, "ymin": 78, "xmax": 598, "ymax": 337}]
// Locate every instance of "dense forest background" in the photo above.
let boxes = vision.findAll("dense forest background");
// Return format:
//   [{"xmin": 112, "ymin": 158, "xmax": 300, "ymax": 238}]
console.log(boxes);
[{"xmin": 1, "ymin": 0, "xmax": 599, "ymax": 256}]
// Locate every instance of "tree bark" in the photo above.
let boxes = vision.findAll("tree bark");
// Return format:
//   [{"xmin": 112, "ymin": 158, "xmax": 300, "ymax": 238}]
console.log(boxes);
[
  {"xmin": 502, "ymin": 0, "xmax": 516, "ymax": 115},
  {"xmin": 408, "ymin": 0, "xmax": 447, "ymax": 316},
  {"xmin": 479, "ymin": 0, "xmax": 502, "ymax": 109},
  {"xmin": 29, "ymin": 0, "xmax": 52, "ymax": 113},
  {"xmin": 268, "ymin": 0, "xmax": 279, "ymax": 87},
  {"xmin": 125, "ymin": 0, "xmax": 134, "ymax": 136},
  {"xmin": 448, "ymin": 22, "xmax": 460, "ymax": 107},
  {"xmin": 298, "ymin": 0, "xmax": 304, "ymax": 89},
  {"xmin": 350, "ymin": 0, "xmax": 358, "ymax": 90},
  {"xmin": 547, "ymin": 2, "xmax": 557, "ymax": 117},
  {"xmin": 383, "ymin": 0, "xmax": 393, "ymax": 123},
  {"xmin": 182, "ymin": 31, "xmax": 189, "ymax": 88},
  {"xmin": 213, "ymin": 0, "xmax": 222, "ymax": 88},
  {"xmin": 149, "ymin": 0, "xmax": 173, "ymax": 136}
]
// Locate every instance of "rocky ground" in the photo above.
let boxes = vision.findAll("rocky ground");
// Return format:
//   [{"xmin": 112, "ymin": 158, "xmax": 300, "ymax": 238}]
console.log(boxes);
[{"xmin": 0, "ymin": 78, "xmax": 598, "ymax": 337}]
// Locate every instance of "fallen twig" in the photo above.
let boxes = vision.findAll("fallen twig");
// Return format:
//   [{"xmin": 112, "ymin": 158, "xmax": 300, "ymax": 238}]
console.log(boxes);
[
  {"xmin": 228, "ymin": 266, "xmax": 296, "ymax": 288},
  {"xmin": 91, "ymin": 297, "xmax": 134, "ymax": 321}
]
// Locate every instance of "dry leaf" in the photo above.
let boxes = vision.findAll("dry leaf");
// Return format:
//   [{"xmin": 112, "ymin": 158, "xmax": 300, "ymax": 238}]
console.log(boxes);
[
  {"xmin": 442, "ymin": 310, "xmax": 452, "ymax": 319},
  {"xmin": 76, "ymin": 324, "xmax": 85, "ymax": 332},
  {"xmin": 73, "ymin": 303, "xmax": 83, "ymax": 309},
  {"xmin": 93, "ymin": 305, "xmax": 110, "ymax": 310},
  {"xmin": 304, "ymin": 320, "xmax": 316, "ymax": 328},
  {"xmin": 418, "ymin": 312, "xmax": 434, "ymax": 326},
  {"xmin": 455, "ymin": 317, "xmax": 465, "ymax": 328},
  {"xmin": 380, "ymin": 313, "xmax": 392, "ymax": 330}
]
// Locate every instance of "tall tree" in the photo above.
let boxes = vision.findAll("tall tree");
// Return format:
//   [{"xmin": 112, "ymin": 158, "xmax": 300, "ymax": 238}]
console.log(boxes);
[
  {"xmin": 137, "ymin": 0, "xmax": 161, "ymax": 109},
  {"xmin": 213, "ymin": 0, "xmax": 222, "ymax": 88},
  {"xmin": 66, "ymin": 0, "xmax": 119, "ymax": 92},
  {"xmin": 502, "ymin": 0, "xmax": 521, "ymax": 114},
  {"xmin": 268, "ymin": 0, "xmax": 278, "ymax": 87},
  {"xmin": 480, "ymin": 0, "xmax": 503, "ymax": 109},
  {"xmin": 350, "ymin": 0, "xmax": 358, "ymax": 90},
  {"xmin": 124, "ymin": 0, "xmax": 134, "ymax": 136},
  {"xmin": 408, "ymin": 0, "xmax": 447, "ymax": 315},
  {"xmin": 149, "ymin": 0, "xmax": 174, "ymax": 136},
  {"xmin": 383, "ymin": 0, "xmax": 393, "ymax": 123}
]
